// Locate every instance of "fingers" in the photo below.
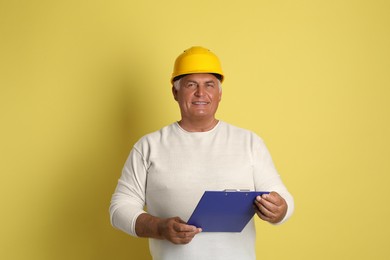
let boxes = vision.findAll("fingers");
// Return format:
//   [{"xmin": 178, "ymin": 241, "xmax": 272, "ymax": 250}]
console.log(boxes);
[
  {"xmin": 254, "ymin": 199, "xmax": 277, "ymax": 222},
  {"xmin": 254, "ymin": 192, "xmax": 287, "ymax": 224},
  {"xmin": 171, "ymin": 222, "xmax": 202, "ymax": 244},
  {"xmin": 160, "ymin": 217, "xmax": 202, "ymax": 244}
]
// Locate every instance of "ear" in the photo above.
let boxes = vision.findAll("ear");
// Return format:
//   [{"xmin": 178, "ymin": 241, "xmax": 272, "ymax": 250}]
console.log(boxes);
[{"xmin": 172, "ymin": 86, "xmax": 178, "ymax": 101}]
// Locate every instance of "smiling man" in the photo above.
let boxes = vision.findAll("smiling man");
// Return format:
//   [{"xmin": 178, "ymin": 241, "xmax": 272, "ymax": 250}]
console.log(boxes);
[
  {"xmin": 172, "ymin": 73, "xmax": 222, "ymax": 132},
  {"xmin": 110, "ymin": 46, "xmax": 294, "ymax": 260}
]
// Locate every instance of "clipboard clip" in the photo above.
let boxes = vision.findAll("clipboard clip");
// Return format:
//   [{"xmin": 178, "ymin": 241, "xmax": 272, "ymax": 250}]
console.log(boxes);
[
  {"xmin": 223, "ymin": 189, "xmax": 251, "ymax": 196},
  {"xmin": 224, "ymin": 189, "xmax": 250, "ymax": 192}
]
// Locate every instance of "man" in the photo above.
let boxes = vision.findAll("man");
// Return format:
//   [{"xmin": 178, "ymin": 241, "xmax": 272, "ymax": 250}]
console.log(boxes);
[{"xmin": 110, "ymin": 46, "xmax": 294, "ymax": 259}]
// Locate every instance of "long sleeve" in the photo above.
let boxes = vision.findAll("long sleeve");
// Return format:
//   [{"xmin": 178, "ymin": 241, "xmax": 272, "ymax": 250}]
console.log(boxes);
[
  {"xmin": 252, "ymin": 139, "xmax": 294, "ymax": 224},
  {"xmin": 109, "ymin": 147, "xmax": 148, "ymax": 236}
]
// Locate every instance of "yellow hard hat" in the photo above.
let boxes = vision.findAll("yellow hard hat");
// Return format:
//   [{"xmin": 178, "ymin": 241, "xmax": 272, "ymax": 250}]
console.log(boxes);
[{"xmin": 171, "ymin": 46, "xmax": 224, "ymax": 84}]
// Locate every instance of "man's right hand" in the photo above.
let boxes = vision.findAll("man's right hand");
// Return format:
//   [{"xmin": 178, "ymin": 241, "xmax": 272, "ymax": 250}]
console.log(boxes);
[
  {"xmin": 158, "ymin": 217, "xmax": 202, "ymax": 244},
  {"xmin": 135, "ymin": 213, "xmax": 202, "ymax": 244}
]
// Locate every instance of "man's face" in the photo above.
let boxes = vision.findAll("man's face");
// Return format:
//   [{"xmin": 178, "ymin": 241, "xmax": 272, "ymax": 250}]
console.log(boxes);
[{"xmin": 172, "ymin": 73, "xmax": 222, "ymax": 121}]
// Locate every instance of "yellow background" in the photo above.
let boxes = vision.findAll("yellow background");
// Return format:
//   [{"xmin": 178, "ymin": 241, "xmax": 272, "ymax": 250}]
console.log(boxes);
[{"xmin": 1, "ymin": 0, "xmax": 389, "ymax": 259}]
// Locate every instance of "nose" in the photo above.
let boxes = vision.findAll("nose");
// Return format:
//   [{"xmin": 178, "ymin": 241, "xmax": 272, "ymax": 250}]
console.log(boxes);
[{"xmin": 195, "ymin": 85, "xmax": 205, "ymax": 97}]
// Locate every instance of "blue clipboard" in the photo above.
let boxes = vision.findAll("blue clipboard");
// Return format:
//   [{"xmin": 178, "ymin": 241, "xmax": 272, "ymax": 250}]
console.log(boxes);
[{"xmin": 187, "ymin": 190, "xmax": 270, "ymax": 232}]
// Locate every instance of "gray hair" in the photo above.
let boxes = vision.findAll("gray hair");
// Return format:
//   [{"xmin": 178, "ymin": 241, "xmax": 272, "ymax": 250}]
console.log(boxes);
[{"xmin": 173, "ymin": 77, "xmax": 222, "ymax": 92}]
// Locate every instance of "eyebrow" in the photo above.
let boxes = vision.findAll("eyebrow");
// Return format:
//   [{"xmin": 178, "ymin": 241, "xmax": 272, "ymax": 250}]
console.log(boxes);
[{"xmin": 186, "ymin": 80, "xmax": 215, "ymax": 84}]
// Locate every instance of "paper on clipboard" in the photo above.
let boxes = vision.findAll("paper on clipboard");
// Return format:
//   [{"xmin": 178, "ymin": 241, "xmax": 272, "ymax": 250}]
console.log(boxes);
[{"xmin": 187, "ymin": 190, "xmax": 270, "ymax": 232}]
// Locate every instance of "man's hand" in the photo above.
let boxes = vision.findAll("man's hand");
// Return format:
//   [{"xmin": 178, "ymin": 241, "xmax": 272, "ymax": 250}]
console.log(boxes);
[
  {"xmin": 135, "ymin": 213, "xmax": 201, "ymax": 244},
  {"xmin": 158, "ymin": 217, "xmax": 202, "ymax": 244},
  {"xmin": 254, "ymin": 191, "xmax": 287, "ymax": 224}
]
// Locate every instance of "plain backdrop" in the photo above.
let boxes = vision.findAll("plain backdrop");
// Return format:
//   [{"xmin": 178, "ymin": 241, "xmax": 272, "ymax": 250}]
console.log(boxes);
[{"xmin": 1, "ymin": 0, "xmax": 389, "ymax": 259}]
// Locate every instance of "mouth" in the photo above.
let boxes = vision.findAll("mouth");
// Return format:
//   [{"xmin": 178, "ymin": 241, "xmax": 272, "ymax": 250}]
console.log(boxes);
[{"xmin": 192, "ymin": 101, "xmax": 209, "ymax": 105}]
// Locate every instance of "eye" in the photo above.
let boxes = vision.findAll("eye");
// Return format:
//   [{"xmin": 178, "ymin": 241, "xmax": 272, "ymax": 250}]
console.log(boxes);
[
  {"xmin": 186, "ymin": 82, "xmax": 197, "ymax": 88},
  {"xmin": 206, "ymin": 83, "xmax": 215, "ymax": 88}
]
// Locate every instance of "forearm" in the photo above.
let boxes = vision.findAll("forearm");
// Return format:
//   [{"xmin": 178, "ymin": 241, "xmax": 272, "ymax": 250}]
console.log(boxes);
[{"xmin": 135, "ymin": 213, "xmax": 164, "ymax": 239}]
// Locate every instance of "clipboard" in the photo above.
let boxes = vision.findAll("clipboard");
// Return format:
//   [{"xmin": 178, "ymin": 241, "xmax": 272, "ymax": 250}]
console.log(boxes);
[{"xmin": 187, "ymin": 190, "xmax": 270, "ymax": 232}]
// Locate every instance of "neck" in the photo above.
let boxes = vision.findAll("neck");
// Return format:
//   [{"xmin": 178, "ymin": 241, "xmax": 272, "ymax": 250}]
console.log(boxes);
[{"xmin": 178, "ymin": 117, "xmax": 219, "ymax": 132}]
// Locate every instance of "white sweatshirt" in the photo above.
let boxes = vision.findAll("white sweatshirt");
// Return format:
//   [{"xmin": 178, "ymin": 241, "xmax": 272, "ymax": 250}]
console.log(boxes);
[{"xmin": 110, "ymin": 121, "xmax": 294, "ymax": 260}]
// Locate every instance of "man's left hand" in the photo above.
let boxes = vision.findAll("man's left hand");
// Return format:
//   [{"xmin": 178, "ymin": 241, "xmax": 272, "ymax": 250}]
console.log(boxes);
[{"xmin": 254, "ymin": 191, "xmax": 287, "ymax": 224}]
